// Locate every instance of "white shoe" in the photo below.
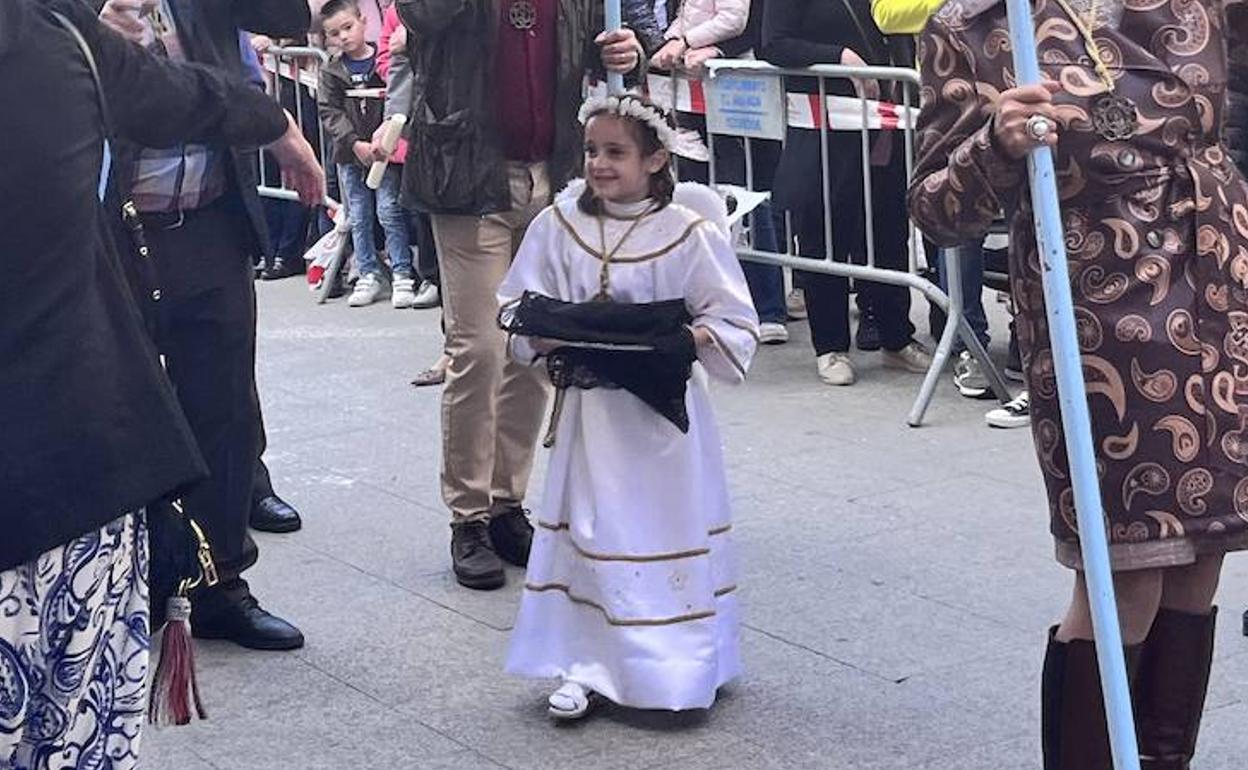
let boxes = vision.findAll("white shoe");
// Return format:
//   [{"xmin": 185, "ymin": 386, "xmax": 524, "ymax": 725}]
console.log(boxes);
[
  {"xmin": 391, "ymin": 275, "xmax": 418, "ymax": 309},
  {"xmin": 412, "ymin": 280, "xmax": 439, "ymax": 309},
  {"xmin": 786, "ymin": 288, "xmax": 808, "ymax": 320},
  {"xmin": 882, "ymin": 341, "xmax": 934, "ymax": 374},
  {"xmin": 548, "ymin": 681, "xmax": 595, "ymax": 720},
  {"xmin": 816, "ymin": 352, "xmax": 856, "ymax": 386},
  {"xmin": 759, "ymin": 322, "xmax": 789, "ymax": 345},
  {"xmin": 986, "ymin": 391, "xmax": 1031, "ymax": 429},
  {"xmin": 953, "ymin": 351, "xmax": 993, "ymax": 399},
  {"xmin": 348, "ymin": 273, "xmax": 386, "ymax": 307}
]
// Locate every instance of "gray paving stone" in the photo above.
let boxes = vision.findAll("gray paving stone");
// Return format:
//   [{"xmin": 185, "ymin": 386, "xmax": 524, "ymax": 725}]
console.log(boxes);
[{"xmin": 135, "ymin": 278, "xmax": 1248, "ymax": 770}]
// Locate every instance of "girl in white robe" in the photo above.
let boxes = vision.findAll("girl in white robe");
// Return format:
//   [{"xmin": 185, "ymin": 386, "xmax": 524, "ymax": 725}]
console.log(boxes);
[{"xmin": 499, "ymin": 94, "xmax": 759, "ymax": 719}]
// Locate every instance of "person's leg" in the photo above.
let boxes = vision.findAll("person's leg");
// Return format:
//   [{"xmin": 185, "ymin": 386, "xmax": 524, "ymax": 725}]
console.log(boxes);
[
  {"xmin": 338, "ymin": 163, "xmax": 379, "ymax": 276},
  {"xmin": 412, "ymin": 208, "xmax": 440, "ymax": 285},
  {"xmin": 489, "ymin": 163, "xmax": 552, "ymax": 539},
  {"xmin": 377, "ymin": 165, "xmax": 413, "ymax": 277},
  {"xmin": 1135, "ymin": 556, "xmax": 1222, "ymax": 768},
  {"xmin": 865, "ymin": 155, "xmax": 917, "ymax": 352},
  {"xmin": 3, "ymin": 513, "xmax": 148, "ymax": 770},
  {"xmin": 742, "ymin": 203, "xmax": 787, "ymax": 325},
  {"xmin": 250, "ymin": 408, "xmax": 301, "ymax": 533},
  {"xmin": 149, "ymin": 201, "xmax": 301, "ymax": 649}
]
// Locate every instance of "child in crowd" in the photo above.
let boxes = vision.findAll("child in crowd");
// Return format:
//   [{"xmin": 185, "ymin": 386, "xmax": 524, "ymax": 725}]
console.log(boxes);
[
  {"xmin": 650, "ymin": 0, "xmax": 749, "ymax": 71},
  {"xmin": 318, "ymin": 0, "xmax": 417, "ymax": 308},
  {"xmin": 499, "ymin": 95, "xmax": 758, "ymax": 719}
]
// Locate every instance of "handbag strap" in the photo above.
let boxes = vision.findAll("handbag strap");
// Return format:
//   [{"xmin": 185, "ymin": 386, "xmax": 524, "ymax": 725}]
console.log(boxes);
[{"xmin": 48, "ymin": 9, "xmax": 113, "ymax": 202}]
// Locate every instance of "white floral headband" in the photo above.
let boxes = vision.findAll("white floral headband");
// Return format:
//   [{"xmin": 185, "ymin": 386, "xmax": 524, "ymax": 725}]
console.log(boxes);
[{"xmin": 578, "ymin": 94, "xmax": 679, "ymax": 153}]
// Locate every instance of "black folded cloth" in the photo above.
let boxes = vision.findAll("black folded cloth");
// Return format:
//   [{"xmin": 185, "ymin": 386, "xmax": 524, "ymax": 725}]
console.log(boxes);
[{"xmin": 499, "ymin": 292, "xmax": 697, "ymax": 431}]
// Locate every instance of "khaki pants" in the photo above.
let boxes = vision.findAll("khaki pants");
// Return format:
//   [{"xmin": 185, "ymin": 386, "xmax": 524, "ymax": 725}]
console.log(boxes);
[{"xmin": 431, "ymin": 162, "xmax": 551, "ymax": 522}]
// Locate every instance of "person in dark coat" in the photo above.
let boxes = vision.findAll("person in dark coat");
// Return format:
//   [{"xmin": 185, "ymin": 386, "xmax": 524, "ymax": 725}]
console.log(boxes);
[
  {"xmin": 0, "ymin": 0, "xmax": 321, "ymax": 764},
  {"xmin": 96, "ymin": 0, "xmax": 312, "ymax": 649},
  {"xmin": 909, "ymin": 0, "xmax": 1246, "ymax": 764}
]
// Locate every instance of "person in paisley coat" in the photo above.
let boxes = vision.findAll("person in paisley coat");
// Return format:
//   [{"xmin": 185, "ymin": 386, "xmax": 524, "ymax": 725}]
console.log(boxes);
[{"xmin": 908, "ymin": 0, "xmax": 1247, "ymax": 766}]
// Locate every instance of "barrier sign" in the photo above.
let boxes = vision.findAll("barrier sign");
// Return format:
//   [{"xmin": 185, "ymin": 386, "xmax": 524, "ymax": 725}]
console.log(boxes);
[{"xmin": 704, "ymin": 73, "xmax": 786, "ymax": 141}]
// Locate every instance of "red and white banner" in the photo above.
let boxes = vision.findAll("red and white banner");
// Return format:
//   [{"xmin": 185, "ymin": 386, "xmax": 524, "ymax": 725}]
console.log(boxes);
[{"xmin": 643, "ymin": 73, "xmax": 916, "ymax": 132}]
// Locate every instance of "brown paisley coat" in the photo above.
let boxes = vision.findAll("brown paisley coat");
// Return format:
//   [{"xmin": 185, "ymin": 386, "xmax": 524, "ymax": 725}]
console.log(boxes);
[{"xmin": 909, "ymin": 0, "xmax": 1248, "ymax": 569}]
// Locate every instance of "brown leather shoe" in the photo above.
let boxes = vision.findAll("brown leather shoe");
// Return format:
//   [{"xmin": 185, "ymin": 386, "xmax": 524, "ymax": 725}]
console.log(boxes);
[
  {"xmin": 1135, "ymin": 608, "xmax": 1217, "ymax": 770},
  {"xmin": 1041, "ymin": 627, "xmax": 1143, "ymax": 770}
]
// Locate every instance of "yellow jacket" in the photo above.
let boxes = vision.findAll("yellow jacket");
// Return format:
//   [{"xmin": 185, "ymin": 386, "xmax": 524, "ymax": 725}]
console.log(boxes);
[{"xmin": 869, "ymin": 0, "xmax": 945, "ymax": 34}]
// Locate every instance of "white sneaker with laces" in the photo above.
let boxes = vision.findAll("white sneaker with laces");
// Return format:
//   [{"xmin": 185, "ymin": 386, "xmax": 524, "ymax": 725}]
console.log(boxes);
[
  {"xmin": 953, "ymin": 351, "xmax": 993, "ymax": 399},
  {"xmin": 348, "ymin": 273, "xmax": 386, "ymax": 307},
  {"xmin": 817, "ymin": 352, "xmax": 856, "ymax": 386},
  {"xmin": 882, "ymin": 341, "xmax": 934, "ymax": 374},
  {"xmin": 391, "ymin": 275, "xmax": 418, "ymax": 309},
  {"xmin": 759, "ymin": 322, "xmax": 789, "ymax": 345},
  {"xmin": 412, "ymin": 280, "xmax": 440, "ymax": 309},
  {"xmin": 986, "ymin": 391, "xmax": 1031, "ymax": 429}
]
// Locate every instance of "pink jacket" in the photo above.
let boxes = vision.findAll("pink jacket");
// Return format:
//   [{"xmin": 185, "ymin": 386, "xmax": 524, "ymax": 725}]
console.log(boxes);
[
  {"xmin": 664, "ymin": 0, "xmax": 750, "ymax": 50},
  {"xmin": 376, "ymin": 5, "xmax": 408, "ymax": 164}
]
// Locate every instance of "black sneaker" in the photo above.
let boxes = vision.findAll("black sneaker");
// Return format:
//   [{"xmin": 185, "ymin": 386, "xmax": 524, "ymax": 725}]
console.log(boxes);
[
  {"xmin": 855, "ymin": 312, "xmax": 882, "ymax": 351},
  {"xmin": 488, "ymin": 503, "xmax": 534, "ymax": 568},
  {"xmin": 451, "ymin": 521, "xmax": 505, "ymax": 590}
]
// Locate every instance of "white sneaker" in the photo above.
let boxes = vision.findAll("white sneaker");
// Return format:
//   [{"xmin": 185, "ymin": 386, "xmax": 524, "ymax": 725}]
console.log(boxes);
[
  {"xmin": 348, "ymin": 273, "xmax": 386, "ymax": 307},
  {"xmin": 391, "ymin": 275, "xmax": 417, "ymax": 309},
  {"xmin": 412, "ymin": 280, "xmax": 440, "ymax": 309},
  {"xmin": 816, "ymin": 352, "xmax": 856, "ymax": 386},
  {"xmin": 786, "ymin": 288, "xmax": 808, "ymax": 320},
  {"xmin": 953, "ymin": 351, "xmax": 993, "ymax": 399},
  {"xmin": 986, "ymin": 391, "xmax": 1031, "ymax": 429},
  {"xmin": 882, "ymin": 342, "xmax": 934, "ymax": 374},
  {"xmin": 759, "ymin": 322, "xmax": 789, "ymax": 345},
  {"xmin": 548, "ymin": 681, "xmax": 595, "ymax": 720}
]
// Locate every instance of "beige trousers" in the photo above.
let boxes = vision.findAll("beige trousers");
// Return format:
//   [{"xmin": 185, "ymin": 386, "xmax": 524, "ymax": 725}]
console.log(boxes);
[{"xmin": 431, "ymin": 162, "xmax": 552, "ymax": 522}]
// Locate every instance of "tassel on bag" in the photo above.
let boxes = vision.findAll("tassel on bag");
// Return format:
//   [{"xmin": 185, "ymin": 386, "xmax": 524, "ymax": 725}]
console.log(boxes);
[{"xmin": 149, "ymin": 595, "xmax": 207, "ymax": 726}]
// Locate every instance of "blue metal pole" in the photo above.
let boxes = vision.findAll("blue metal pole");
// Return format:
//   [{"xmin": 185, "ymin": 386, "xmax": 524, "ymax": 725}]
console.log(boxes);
[
  {"xmin": 1001, "ymin": 0, "xmax": 1141, "ymax": 768},
  {"xmin": 604, "ymin": 0, "xmax": 624, "ymax": 94}
]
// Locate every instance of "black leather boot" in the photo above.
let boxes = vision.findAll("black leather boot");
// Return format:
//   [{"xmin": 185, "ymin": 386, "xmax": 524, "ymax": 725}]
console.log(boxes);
[
  {"xmin": 488, "ymin": 502, "xmax": 534, "ymax": 568},
  {"xmin": 1042, "ymin": 627, "xmax": 1143, "ymax": 770},
  {"xmin": 1135, "ymin": 608, "xmax": 1217, "ymax": 770},
  {"xmin": 191, "ymin": 580, "xmax": 305, "ymax": 651},
  {"xmin": 451, "ymin": 520, "xmax": 505, "ymax": 590}
]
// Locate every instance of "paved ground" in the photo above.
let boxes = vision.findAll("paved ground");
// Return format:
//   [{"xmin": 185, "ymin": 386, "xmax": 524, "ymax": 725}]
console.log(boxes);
[{"xmin": 146, "ymin": 277, "xmax": 1248, "ymax": 770}]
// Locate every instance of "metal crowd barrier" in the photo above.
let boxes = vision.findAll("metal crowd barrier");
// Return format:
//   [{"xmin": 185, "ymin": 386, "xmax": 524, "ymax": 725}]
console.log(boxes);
[
  {"xmin": 254, "ymin": 49, "xmax": 1011, "ymax": 424},
  {"xmin": 650, "ymin": 60, "xmax": 1011, "ymax": 426}
]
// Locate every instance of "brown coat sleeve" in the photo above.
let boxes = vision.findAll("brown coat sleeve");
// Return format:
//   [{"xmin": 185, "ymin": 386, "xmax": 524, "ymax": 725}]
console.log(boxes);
[{"xmin": 906, "ymin": 14, "xmax": 1025, "ymax": 247}]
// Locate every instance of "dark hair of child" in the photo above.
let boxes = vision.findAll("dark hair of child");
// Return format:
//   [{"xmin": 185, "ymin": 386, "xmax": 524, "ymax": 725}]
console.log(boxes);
[
  {"xmin": 578, "ymin": 96, "xmax": 676, "ymax": 216},
  {"xmin": 319, "ymin": 0, "xmax": 361, "ymax": 22}
]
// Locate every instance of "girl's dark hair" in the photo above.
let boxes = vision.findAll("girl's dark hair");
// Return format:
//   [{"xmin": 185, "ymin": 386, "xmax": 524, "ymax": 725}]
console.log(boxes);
[{"xmin": 578, "ymin": 96, "xmax": 676, "ymax": 215}]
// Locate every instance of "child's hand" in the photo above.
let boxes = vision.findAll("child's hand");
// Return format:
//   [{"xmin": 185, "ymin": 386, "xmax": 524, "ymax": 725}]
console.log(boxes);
[
  {"xmin": 389, "ymin": 25, "xmax": 408, "ymax": 54},
  {"xmin": 682, "ymin": 46, "xmax": 721, "ymax": 75},
  {"xmin": 650, "ymin": 38, "xmax": 686, "ymax": 71},
  {"xmin": 691, "ymin": 326, "xmax": 714, "ymax": 348},
  {"xmin": 99, "ymin": 0, "xmax": 148, "ymax": 44},
  {"xmin": 370, "ymin": 126, "xmax": 393, "ymax": 161},
  {"xmin": 353, "ymin": 140, "xmax": 374, "ymax": 166},
  {"xmin": 250, "ymin": 34, "xmax": 275, "ymax": 55}
]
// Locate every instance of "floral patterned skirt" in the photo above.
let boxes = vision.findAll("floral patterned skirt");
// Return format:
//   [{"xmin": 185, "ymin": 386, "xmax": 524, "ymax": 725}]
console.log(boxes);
[{"xmin": 0, "ymin": 512, "xmax": 149, "ymax": 770}]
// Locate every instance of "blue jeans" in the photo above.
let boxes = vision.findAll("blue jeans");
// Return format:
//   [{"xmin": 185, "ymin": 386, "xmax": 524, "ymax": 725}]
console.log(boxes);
[
  {"xmin": 743, "ymin": 203, "xmax": 787, "ymax": 324},
  {"xmin": 337, "ymin": 163, "xmax": 412, "ymax": 277},
  {"xmin": 935, "ymin": 242, "xmax": 990, "ymax": 350}
]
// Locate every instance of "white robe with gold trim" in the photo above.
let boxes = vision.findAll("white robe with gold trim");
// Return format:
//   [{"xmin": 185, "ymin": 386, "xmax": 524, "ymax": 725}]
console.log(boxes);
[{"xmin": 499, "ymin": 182, "xmax": 759, "ymax": 711}]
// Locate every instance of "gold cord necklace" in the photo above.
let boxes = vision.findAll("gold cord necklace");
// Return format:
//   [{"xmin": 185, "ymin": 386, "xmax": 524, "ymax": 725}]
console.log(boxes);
[
  {"xmin": 594, "ymin": 202, "xmax": 656, "ymax": 300},
  {"xmin": 1048, "ymin": 0, "xmax": 1139, "ymax": 141}
]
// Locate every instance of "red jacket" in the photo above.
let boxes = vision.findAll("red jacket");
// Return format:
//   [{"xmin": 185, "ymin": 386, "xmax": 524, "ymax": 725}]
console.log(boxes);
[{"xmin": 376, "ymin": 5, "xmax": 408, "ymax": 164}]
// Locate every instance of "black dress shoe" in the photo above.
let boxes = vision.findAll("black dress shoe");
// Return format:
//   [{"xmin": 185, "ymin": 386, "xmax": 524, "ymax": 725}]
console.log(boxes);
[
  {"xmin": 251, "ymin": 495, "xmax": 303, "ymax": 533},
  {"xmin": 855, "ymin": 312, "xmax": 882, "ymax": 351},
  {"xmin": 191, "ymin": 595, "xmax": 305, "ymax": 651},
  {"xmin": 488, "ymin": 504, "xmax": 534, "ymax": 568},
  {"xmin": 451, "ymin": 520, "xmax": 505, "ymax": 590},
  {"xmin": 260, "ymin": 256, "xmax": 304, "ymax": 281}
]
